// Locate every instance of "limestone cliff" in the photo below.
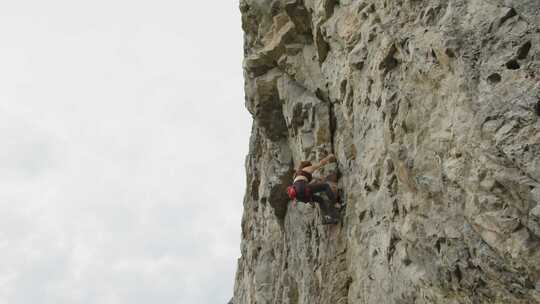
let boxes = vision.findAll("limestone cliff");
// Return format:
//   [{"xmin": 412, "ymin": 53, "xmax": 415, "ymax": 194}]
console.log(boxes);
[{"xmin": 233, "ymin": 1, "xmax": 540, "ymax": 303}]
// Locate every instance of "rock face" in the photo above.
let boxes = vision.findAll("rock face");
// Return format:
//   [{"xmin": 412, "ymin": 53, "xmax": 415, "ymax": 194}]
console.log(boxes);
[{"xmin": 233, "ymin": 1, "xmax": 540, "ymax": 303}]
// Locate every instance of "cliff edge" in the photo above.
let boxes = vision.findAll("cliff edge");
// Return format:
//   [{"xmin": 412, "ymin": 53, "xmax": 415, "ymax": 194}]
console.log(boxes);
[{"xmin": 233, "ymin": 1, "xmax": 540, "ymax": 303}]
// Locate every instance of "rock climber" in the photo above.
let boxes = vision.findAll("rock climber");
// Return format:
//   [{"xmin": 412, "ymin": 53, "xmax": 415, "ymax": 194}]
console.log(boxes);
[{"xmin": 287, "ymin": 154, "xmax": 341, "ymax": 224}]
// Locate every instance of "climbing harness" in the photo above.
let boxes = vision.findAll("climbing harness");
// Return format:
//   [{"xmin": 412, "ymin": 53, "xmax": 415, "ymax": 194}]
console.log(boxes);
[
  {"xmin": 287, "ymin": 186, "xmax": 297, "ymax": 200},
  {"xmin": 287, "ymin": 182, "xmax": 312, "ymax": 202}
]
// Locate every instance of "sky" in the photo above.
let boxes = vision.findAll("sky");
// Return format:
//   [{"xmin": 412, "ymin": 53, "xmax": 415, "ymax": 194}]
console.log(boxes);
[{"xmin": 0, "ymin": 1, "xmax": 250, "ymax": 303}]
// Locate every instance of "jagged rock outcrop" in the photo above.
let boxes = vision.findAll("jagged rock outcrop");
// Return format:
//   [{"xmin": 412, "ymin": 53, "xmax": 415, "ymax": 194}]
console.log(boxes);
[{"xmin": 233, "ymin": 1, "xmax": 540, "ymax": 303}]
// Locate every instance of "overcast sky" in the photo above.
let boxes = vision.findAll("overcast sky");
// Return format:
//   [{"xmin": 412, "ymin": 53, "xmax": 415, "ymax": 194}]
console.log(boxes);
[{"xmin": 0, "ymin": 1, "xmax": 250, "ymax": 303}]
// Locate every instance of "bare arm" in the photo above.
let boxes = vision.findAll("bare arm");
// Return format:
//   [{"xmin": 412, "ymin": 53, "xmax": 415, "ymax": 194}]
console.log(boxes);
[{"xmin": 301, "ymin": 154, "xmax": 336, "ymax": 174}]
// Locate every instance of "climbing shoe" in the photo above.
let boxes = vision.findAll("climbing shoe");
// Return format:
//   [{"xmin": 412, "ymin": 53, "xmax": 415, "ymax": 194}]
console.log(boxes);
[
  {"xmin": 322, "ymin": 215, "xmax": 339, "ymax": 225},
  {"xmin": 335, "ymin": 201, "xmax": 346, "ymax": 209}
]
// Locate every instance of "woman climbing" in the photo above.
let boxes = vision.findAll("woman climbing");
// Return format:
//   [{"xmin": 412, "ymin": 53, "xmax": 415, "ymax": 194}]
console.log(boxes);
[{"xmin": 287, "ymin": 154, "xmax": 340, "ymax": 224}]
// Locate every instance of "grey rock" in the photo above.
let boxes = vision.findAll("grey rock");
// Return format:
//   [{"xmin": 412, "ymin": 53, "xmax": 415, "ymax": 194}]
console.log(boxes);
[{"xmin": 234, "ymin": 0, "xmax": 540, "ymax": 303}]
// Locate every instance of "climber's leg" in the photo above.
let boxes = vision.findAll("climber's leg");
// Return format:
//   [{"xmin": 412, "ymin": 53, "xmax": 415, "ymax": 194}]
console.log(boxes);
[
  {"xmin": 312, "ymin": 195, "xmax": 338, "ymax": 224},
  {"xmin": 307, "ymin": 182, "xmax": 336, "ymax": 203},
  {"xmin": 311, "ymin": 195, "xmax": 328, "ymax": 214}
]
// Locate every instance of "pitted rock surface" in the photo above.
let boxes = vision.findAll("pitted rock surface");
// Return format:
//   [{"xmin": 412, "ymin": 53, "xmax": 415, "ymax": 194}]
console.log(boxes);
[{"xmin": 233, "ymin": 1, "xmax": 540, "ymax": 303}]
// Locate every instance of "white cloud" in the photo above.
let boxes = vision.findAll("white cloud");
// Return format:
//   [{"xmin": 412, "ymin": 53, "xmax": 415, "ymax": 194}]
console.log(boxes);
[{"xmin": 0, "ymin": 1, "xmax": 249, "ymax": 303}]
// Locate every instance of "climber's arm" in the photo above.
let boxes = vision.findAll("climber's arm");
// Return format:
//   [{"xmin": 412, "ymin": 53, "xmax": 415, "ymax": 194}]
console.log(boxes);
[{"xmin": 302, "ymin": 154, "xmax": 335, "ymax": 174}]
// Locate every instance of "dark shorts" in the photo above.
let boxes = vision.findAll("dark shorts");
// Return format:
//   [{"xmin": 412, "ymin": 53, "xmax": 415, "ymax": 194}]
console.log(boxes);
[
  {"xmin": 292, "ymin": 180, "xmax": 311, "ymax": 202},
  {"xmin": 292, "ymin": 180, "xmax": 338, "ymax": 218}
]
